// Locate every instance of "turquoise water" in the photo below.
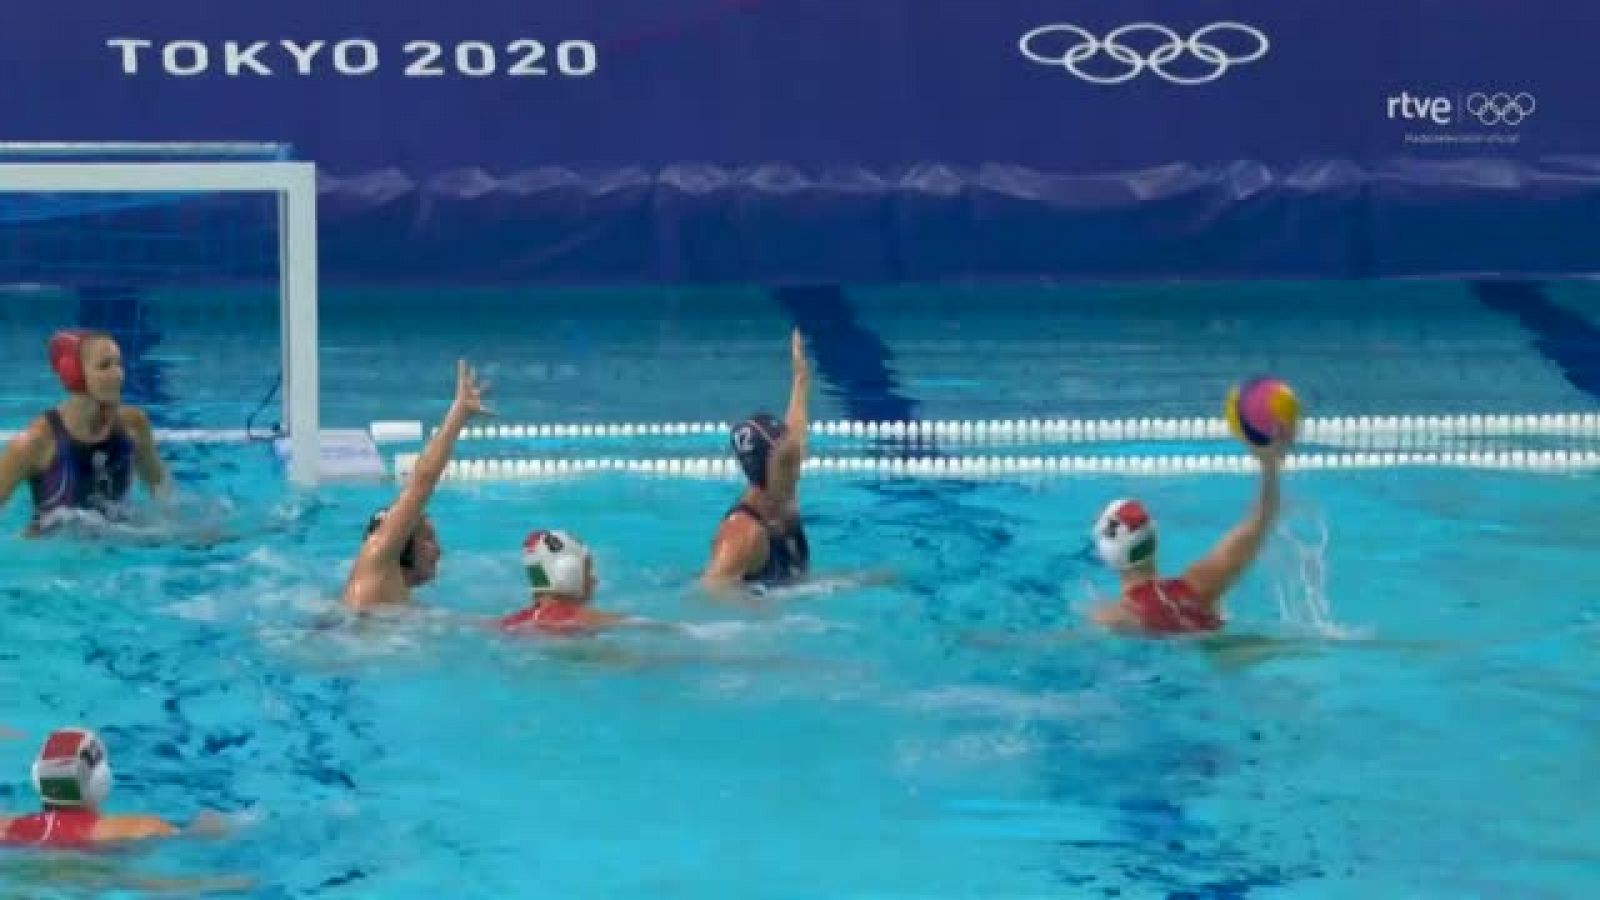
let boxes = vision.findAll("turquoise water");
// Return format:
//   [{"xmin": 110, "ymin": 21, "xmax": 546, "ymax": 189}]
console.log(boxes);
[
  {"xmin": 5, "ymin": 281, "xmax": 1598, "ymax": 430},
  {"xmin": 2, "ymin": 285, "xmax": 1599, "ymax": 898}
]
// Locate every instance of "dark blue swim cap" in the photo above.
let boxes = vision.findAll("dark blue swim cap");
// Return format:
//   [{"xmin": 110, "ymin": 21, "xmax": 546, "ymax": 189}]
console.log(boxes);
[
  {"xmin": 366, "ymin": 507, "xmax": 416, "ymax": 569},
  {"xmin": 731, "ymin": 413, "xmax": 786, "ymax": 488}
]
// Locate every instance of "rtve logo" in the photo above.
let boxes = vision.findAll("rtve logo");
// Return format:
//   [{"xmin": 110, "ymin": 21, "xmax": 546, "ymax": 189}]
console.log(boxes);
[
  {"xmin": 1387, "ymin": 91, "xmax": 1537, "ymax": 126},
  {"xmin": 1387, "ymin": 92, "xmax": 1454, "ymax": 125}
]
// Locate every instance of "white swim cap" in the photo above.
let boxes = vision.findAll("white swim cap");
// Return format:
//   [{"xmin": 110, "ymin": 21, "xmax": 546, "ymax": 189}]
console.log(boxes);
[
  {"xmin": 1093, "ymin": 498, "xmax": 1157, "ymax": 570},
  {"xmin": 522, "ymin": 529, "xmax": 591, "ymax": 597},
  {"xmin": 32, "ymin": 727, "xmax": 112, "ymax": 809}
]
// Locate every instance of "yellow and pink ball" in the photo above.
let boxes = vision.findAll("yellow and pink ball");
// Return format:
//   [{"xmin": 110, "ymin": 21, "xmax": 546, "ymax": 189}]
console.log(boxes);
[{"xmin": 1225, "ymin": 377, "xmax": 1299, "ymax": 447}]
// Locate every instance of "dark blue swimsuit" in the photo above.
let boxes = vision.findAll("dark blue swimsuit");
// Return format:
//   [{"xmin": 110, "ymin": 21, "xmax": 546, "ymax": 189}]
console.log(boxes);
[
  {"xmin": 726, "ymin": 502, "xmax": 810, "ymax": 585},
  {"xmin": 27, "ymin": 410, "xmax": 134, "ymax": 526}
]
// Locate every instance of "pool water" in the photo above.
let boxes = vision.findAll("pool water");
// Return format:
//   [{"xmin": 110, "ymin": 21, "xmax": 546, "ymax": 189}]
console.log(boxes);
[
  {"xmin": 5, "ymin": 280, "xmax": 1598, "ymax": 431},
  {"xmin": 2, "ymin": 284, "xmax": 1599, "ymax": 898}
]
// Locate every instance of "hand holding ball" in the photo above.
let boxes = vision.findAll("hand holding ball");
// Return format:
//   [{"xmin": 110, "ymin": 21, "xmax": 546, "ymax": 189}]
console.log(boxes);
[{"xmin": 1225, "ymin": 377, "xmax": 1298, "ymax": 449}]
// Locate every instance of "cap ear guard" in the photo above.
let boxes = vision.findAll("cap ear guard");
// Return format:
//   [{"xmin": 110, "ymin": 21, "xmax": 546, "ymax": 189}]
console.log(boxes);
[
  {"xmin": 367, "ymin": 508, "xmax": 417, "ymax": 569},
  {"xmin": 522, "ymin": 529, "xmax": 591, "ymax": 597},
  {"xmin": 1093, "ymin": 499, "xmax": 1158, "ymax": 571},
  {"xmin": 48, "ymin": 330, "xmax": 89, "ymax": 394},
  {"xmin": 32, "ymin": 727, "xmax": 112, "ymax": 809}
]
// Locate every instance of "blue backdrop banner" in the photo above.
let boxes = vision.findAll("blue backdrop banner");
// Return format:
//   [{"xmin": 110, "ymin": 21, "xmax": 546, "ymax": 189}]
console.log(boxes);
[{"xmin": 2, "ymin": 1, "xmax": 1595, "ymax": 282}]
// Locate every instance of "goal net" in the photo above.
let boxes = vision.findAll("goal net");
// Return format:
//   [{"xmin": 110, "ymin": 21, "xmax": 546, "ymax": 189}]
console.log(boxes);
[{"xmin": 0, "ymin": 143, "xmax": 319, "ymax": 485}]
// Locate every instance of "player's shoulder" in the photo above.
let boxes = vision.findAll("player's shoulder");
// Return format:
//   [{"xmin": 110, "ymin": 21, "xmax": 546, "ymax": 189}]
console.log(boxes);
[
  {"xmin": 116, "ymin": 406, "xmax": 153, "ymax": 431},
  {"xmin": 4, "ymin": 416, "xmax": 55, "ymax": 464}
]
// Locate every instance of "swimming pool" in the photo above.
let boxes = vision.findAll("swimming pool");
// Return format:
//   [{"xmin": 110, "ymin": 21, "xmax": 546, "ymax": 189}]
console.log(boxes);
[{"xmin": 2, "ymin": 282, "xmax": 1598, "ymax": 898}]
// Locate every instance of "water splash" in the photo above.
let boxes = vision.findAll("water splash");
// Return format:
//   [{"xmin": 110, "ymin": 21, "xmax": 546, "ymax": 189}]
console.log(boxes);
[{"xmin": 1268, "ymin": 503, "xmax": 1360, "ymax": 639}]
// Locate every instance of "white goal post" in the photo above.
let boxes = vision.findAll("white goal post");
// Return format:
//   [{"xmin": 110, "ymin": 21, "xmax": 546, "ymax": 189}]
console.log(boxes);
[{"xmin": 0, "ymin": 155, "xmax": 321, "ymax": 486}]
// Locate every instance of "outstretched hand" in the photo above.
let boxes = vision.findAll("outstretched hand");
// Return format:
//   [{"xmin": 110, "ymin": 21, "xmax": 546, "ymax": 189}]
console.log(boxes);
[
  {"xmin": 1249, "ymin": 421, "xmax": 1296, "ymax": 467},
  {"xmin": 453, "ymin": 360, "xmax": 493, "ymax": 418},
  {"xmin": 187, "ymin": 810, "xmax": 234, "ymax": 838},
  {"xmin": 790, "ymin": 329, "xmax": 809, "ymax": 379}
]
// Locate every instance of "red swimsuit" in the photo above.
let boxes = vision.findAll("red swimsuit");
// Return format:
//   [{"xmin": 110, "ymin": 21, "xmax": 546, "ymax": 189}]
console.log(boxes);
[
  {"xmin": 1123, "ymin": 578, "xmax": 1222, "ymax": 634},
  {"xmin": 497, "ymin": 601, "xmax": 601, "ymax": 637},
  {"xmin": 1, "ymin": 809, "xmax": 98, "ymax": 847}
]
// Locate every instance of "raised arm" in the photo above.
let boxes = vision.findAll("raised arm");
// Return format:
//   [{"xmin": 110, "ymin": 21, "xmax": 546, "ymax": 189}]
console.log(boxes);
[
  {"xmin": 367, "ymin": 361, "xmax": 490, "ymax": 564},
  {"xmin": 1180, "ymin": 435, "xmax": 1290, "ymax": 601},
  {"xmin": 766, "ymin": 330, "xmax": 810, "ymax": 504}
]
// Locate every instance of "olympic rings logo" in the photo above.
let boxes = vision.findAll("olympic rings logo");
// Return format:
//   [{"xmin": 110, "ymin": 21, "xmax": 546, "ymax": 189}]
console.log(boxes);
[
  {"xmin": 1019, "ymin": 22, "xmax": 1269, "ymax": 85},
  {"xmin": 1464, "ymin": 92, "xmax": 1536, "ymax": 126}
]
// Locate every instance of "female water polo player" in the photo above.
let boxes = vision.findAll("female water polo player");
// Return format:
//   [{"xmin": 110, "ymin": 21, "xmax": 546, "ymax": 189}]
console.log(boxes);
[
  {"xmin": 702, "ymin": 329, "xmax": 813, "ymax": 592},
  {"xmin": 342, "ymin": 360, "xmax": 491, "ymax": 613},
  {"xmin": 497, "ymin": 529, "xmax": 680, "ymax": 636},
  {"xmin": 0, "ymin": 727, "xmax": 226, "ymax": 847},
  {"xmin": 1088, "ymin": 426, "xmax": 1293, "ymax": 635},
  {"xmin": 0, "ymin": 329, "xmax": 169, "ymax": 534}
]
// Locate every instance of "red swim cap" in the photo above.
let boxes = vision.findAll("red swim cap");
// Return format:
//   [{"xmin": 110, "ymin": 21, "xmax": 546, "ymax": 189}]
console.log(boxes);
[{"xmin": 47, "ymin": 330, "xmax": 89, "ymax": 393}]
